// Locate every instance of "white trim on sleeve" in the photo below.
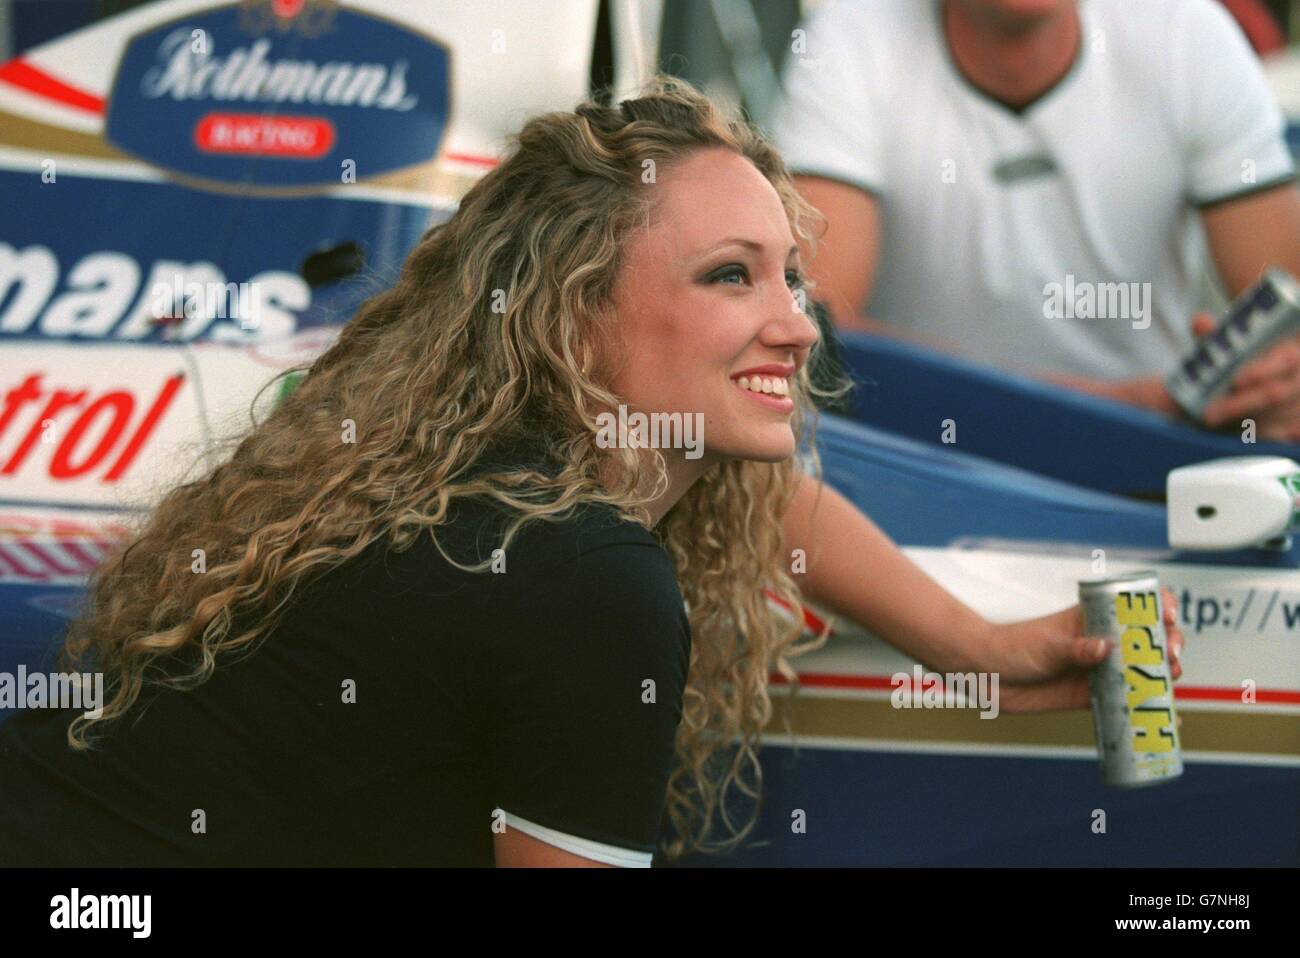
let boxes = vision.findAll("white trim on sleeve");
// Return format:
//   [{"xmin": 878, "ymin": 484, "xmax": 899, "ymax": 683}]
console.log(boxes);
[{"xmin": 500, "ymin": 809, "xmax": 653, "ymax": 868}]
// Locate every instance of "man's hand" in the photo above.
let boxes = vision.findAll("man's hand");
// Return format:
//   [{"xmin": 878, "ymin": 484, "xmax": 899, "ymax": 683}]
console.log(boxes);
[
  {"xmin": 982, "ymin": 588, "xmax": 1185, "ymax": 714},
  {"xmin": 1052, "ymin": 313, "xmax": 1300, "ymax": 442},
  {"xmin": 1190, "ymin": 311, "xmax": 1300, "ymax": 441}
]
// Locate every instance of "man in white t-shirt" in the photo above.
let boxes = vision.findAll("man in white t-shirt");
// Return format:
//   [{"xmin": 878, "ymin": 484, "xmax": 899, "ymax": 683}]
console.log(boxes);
[{"xmin": 772, "ymin": 0, "xmax": 1300, "ymax": 440}]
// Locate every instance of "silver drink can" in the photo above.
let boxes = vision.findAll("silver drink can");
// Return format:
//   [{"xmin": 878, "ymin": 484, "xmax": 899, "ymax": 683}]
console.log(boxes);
[
  {"xmin": 1166, "ymin": 267, "xmax": 1300, "ymax": 420},
  {"xmin": 1080, "ymin": 572, "xmax": 1183, "ymax": 788}
]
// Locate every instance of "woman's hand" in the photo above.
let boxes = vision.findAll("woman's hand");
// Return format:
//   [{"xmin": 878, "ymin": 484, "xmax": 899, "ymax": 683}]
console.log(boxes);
[{"xmin": 984, "ymin": 588, "xmax": 1185, "ymax": 714}]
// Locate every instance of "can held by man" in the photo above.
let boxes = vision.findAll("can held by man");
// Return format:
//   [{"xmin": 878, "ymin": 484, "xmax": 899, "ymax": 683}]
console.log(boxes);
[
  {"xmin": 1166, "ymin": 267, "xmax": 1300, "ymax": 421},
  {"xmin": 1080, "ymin": 572, "xmax": 1183, "ymax": 788}
]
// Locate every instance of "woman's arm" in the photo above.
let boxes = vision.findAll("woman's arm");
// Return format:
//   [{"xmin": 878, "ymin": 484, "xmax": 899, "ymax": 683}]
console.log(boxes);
[
  {"xmin": 494, "ymin": 828, "xmax": 614, "ymax": 867},
  {"xmin": 781, "ymin": 473, "xmax": 1185, "ymax": 711},
  {"xmin": 781, "ymin": 472, "xmax": 995, "ymax": 673}
]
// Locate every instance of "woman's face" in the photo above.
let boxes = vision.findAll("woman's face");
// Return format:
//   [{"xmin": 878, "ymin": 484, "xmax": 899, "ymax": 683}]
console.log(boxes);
[{"xmin": 609, "ymin": 147, "xmax": 819, "ymax": 467}]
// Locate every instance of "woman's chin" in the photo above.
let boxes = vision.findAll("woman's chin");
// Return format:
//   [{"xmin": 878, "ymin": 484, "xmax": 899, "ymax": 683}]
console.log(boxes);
[{"xmin": 712, "ymin": 434, "xmax": 797, "ymax": 463}]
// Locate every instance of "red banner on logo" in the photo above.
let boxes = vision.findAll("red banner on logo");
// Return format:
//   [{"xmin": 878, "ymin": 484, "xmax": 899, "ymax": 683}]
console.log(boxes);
[{"xmin": 194, "ymin": 113, "xmax": 335, "ymax": 158}]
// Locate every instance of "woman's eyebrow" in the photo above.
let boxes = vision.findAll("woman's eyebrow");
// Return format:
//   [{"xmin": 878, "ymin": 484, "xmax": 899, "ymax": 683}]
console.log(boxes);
[{"xmin": 694, "ymin": 237, "xmax": 801, "ymax": 260}]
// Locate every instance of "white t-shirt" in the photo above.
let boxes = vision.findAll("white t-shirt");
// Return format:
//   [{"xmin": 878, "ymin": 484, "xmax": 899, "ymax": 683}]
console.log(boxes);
[{"xmin": 772, "ymin": 0, "xmax": 1296, "ymax": 379}]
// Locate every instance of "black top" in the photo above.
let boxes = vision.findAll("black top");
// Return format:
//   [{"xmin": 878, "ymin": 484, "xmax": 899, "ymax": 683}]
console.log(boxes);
[{"xmin": 0, "ymin": 493, "xmax": 691, "ymax": 866}]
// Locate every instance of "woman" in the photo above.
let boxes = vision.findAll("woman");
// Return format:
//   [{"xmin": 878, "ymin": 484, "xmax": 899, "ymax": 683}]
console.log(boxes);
[{"xmin": 0, "ymin": 77, "xmax": 1183, "ymax": 867}]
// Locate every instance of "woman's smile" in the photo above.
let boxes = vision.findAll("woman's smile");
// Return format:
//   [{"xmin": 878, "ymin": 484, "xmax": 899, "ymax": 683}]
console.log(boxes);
[{"xmin": 730, "ymin": 363, "xmax": 796, "ymax": 412}]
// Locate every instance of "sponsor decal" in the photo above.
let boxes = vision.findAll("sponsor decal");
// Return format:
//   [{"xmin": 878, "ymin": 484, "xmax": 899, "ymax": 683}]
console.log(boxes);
[
  {"xmin": 0, "ymin": 171, "xmax": 436, "ymax": 344},
  {"xmin": 105, "ymin": 1, "xmax": 450, "ymax": 186},
  {"xmin": 0, "ymin": 370, "xmax": 184, "ymax": 487}
]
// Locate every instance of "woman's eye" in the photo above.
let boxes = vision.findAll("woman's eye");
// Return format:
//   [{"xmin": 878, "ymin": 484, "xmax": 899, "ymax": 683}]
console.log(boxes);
[
  {"xmin": 707, "ymin": 265, "xmax": 805, "ymax": 288},
  {"xmin": 711, "ymin": 265, "xmax": 749, "ymax": 285}
]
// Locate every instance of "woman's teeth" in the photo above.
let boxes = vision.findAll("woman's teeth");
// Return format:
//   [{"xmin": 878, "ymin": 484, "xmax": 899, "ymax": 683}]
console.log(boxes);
[{"xmin": 735, "ymin": 376, "xmax": 789, "ymax": 396}]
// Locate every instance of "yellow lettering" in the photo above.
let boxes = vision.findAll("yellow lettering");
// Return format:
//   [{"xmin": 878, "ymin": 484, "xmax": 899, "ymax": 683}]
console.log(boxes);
[
  {"xmin": 1126, "ymin": 666, "xmax": 1169, "ymax": 709},
  {"xmin": 1130, "ymin": 708, "xmax": 1176, "ymax": 753},
  {"xmin": 1115, "ymin": 591, "xmax": 1158, "ymax": 626},
  {"xmin": 1121, "ymin": 625, "xmax": 1163, "ymax": 666}
]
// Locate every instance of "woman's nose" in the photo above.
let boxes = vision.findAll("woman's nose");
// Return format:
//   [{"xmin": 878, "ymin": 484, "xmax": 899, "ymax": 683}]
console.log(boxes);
[{"xmin": 770, "ymin": 288, "xmax": 820, "ymax": 349}]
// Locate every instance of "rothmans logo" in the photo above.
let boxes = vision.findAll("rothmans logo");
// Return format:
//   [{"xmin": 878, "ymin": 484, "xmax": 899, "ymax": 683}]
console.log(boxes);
[
  {"xmin": 105, "ymin": 2, "xmax": 449, "ymax": 186},
  {"xmin": 138, "ymin": 29, "xmax": 418, "ymax": 111}
]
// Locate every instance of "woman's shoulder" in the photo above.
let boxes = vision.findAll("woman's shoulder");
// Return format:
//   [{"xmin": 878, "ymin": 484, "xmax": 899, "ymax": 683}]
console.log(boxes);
[
  {"xmin": 431, "ymin": 494, "xmax": 666, "ymax": 577},
  {"xmin": 360, "ymin": 496, "xmax": 690, "ymax": 662}
]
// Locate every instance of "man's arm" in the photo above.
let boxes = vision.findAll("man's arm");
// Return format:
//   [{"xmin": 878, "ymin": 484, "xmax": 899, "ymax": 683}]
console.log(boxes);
[
  {"xmin": 1097, "ymin": 0, "xmax": 1300, "ymax": 427},
  {"xmin": 794, "ymin": 175, "xmax": 883, "ymax": 334},
  {"xmin": 1008, "ymin": 187, "xmax": 1300, "ymax": 427},
  {"xmin": 1201, "ymin": 181, "xmax": 1300, "ymax": 294},
  {"xmin": 1194, "ymin": 183, "xmax": 1300, "ymax": 436}
]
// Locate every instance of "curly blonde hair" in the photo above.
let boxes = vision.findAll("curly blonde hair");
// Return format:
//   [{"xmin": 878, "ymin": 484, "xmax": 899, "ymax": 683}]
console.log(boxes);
[{"xmin": 59, "ymin": 75, "xmax": 845, "ymax": 862}]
